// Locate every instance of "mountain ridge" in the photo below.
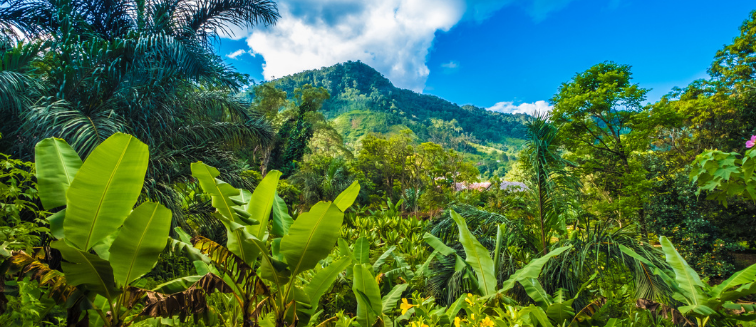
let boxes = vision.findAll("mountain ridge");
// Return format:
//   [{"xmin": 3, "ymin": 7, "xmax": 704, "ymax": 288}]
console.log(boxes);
[{"xmin": 268, "ymin": 61, "xmax": 528, "ymax": 174}]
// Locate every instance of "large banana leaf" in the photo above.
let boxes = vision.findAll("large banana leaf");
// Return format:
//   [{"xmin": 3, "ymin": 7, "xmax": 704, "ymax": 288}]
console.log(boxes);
[
  {"xmin": 47, "ymin": 209, "xmax": 65, "ymax": 239},
  {"xmin": 423, "ymin": 233, "xmax": 466, "ymax": 271},
  {"xmin": 499, "ymin": 245, "xmax": 572, "ymax": 294},
  {"xmin": 449, "ymin": 210, "xmax": 496, "ymax": 295},
  {"xmin": 381, "ymin": 284, "xmax": 409, "ymax": 314},
  {"xmin": 65, "ymin": 133, "xmax": 148, "ymax": 251},
  {"xmin": 659, "ymin": 236, "xmax": 708, "ymax": 307},
  {"xmin": 52, "ymin": 240, "xmax": 119, "ymax": 302},
  {"xmin": 246, "ymin": 170, "xmax": 282, "ymax": 241},
  {"xmin": 354, "ymin": 236, "xmax": 370, "ymax": 264},
  {"xmin": 191, "ymin": 162, "xmax": 239, "ymax": 222},
  {"xmin": 333, "ymin": 181, "xmax": 360, "ymax": 212},
  {"xmin": 304, "ymin": 256, "xmax": 352, "ymax": 309},
  {"xmin": 35, "ymin": 138, "xmax": 82, "ymax": 211},
  {"xmin": 258, "ymin": 247, "xmax": 292, "ymax": 286},
  {"xmin": 109, "ymin": 202, "xmax": 172, "ymax": 287},
  {"xmin": 522, "ymin": 278, "xmax": 553, "ymax": 308},
  {"xmin": 280, "ymin": 202, "xmax": 344, "ymax": 276},
  {"xmin": 353, "ymin": 264, "xmax": 382, "ymax": 327},
  {"xmin": 271, "ymin": 193, "xmax": 293, "ymax": 237},
  {"xmin": 712, "ymin": 263, "xmax": 756, "ymax": 298},
  {"xmin": 422, "ymin": 233, "xmax": 456, "ymax": 256},
  {"xmin": 191, "ymin": 162, "xmax": 258, "ymax": 263}
]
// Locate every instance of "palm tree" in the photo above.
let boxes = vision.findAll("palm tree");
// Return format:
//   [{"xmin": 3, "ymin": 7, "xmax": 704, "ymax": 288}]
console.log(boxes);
[
  {"xmin": 522, "ymin": 111, "xmax": 576, "ymax": 255},
  {"xmin": 0, "ymin": 0, "xmax": 280, "ymax": 230}
]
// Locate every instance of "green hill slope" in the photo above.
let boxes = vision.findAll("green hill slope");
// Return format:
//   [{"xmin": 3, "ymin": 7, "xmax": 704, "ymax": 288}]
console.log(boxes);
[{"xmin": 269, "ymin": 61, "xmax": 529, "ymax": 174}]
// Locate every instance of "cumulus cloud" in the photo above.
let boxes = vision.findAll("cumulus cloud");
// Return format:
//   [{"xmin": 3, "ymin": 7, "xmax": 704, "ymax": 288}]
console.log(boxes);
[
  {"xmin": 225, "ymin": 0, "xmax": 579, "ymax": 91},
  {"xmin": 243, "ymin": 0, "xmax": 464, "ymax": 91},
  {"xmin": 226, "ymin": 49, "xmax": 248, "ymax": 59},
  {"xmin": 487, "ymin": 100, "xmax": 552, "ymax": 115}
]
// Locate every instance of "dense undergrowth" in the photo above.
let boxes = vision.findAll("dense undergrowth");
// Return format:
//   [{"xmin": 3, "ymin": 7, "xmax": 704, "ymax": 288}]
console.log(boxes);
[{"xmin": 2, "ymin": 1, "xmax": 756, "ymax": 326}]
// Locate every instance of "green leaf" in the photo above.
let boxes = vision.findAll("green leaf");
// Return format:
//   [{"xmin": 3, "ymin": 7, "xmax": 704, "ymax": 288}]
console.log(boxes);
[
  {"xmin": 372, "ymin": 246, "xmax": 396, "ymax": 273},
  {"xmin": 499, "ymin": 245, "xmax": 572, "ymax": 294},
  {"xmin": 414, "ymin": 250, "xmax": 438, "ymax": 280},
  {"xmin": 271, "ymin": 193, "xmax": 293, "ymax": 237},
  {"xmin": 522, "ymin": 278, "xmax": 552, "ymax": 309},
  {"xmin": 64, "ymin": 133, "xmax": 148, "ymax": 251},
  {"xmin": 353, "ymin": 264, "xmax": 382, "ymax": 327},
  {"xmin": 354, "ymin": 237, "xmax": 370, "ymax": 264},
  {"xmin": 449, "ymin": 210, "xmax": 496, "ymax": 296},
  {"xmin": 246, "ymin": 170, "xmax": 282, "ymax": 241},
  {"xmin": 152, "ymin": 275, "xmax": 203, "ymax": 293},
  {"xmin": 52, "ymin": 240, "xmax": 119, "ymax": 301},
  {"xmin": 230, "ymin": 189, "xmax": 252, "ymax": 206},
  {"xmin": 712, "ymin": 263, "xmax": 756, "ymax": 297},
  {"xmin": 493, "ymin": 224, "xmax": 504, "ymax": 277},
  {"xmin": 280, "ymin": 202, "xmax": 343, "ymax": 277},
  {"xmin": 304, "ymin": 256, "xmax": 351, "ymax": 307},
  {"xmin": 546, "ymin": 300, "xmax": 576, "ymax": 324},
  {"xmin": 660, "ymin": 236, "xmax": 707, "ymax": 307},
  {"xmin": 422, "ymin": 233, "xmax": 456, "ymax": 256},
  {"xmin": 258, "ymin": 251, "xmax": 291, "ymax": 285},
  {"xmin": 35, "ymin": 137, "xmax": 82, "ymax": 210},
  {"xmin": 522, "ymin": 304, "xmax": 553, "ymax": 327},
  {"xmin": 333, "ymin": 181, "xmax": 360, "ymax": 212},
  {"xmin": 192, "ymin": 163, "xmax": 258, "ymax": 263},
  {"xmin": 381, "ymin": 284, "xmax": 408, "ymax": 314},
  {"xmin": 87, "ymin": 295, "xmax": 108, "ymax": 327},
  {"xmin": 445, "ymin": 295, "xmax": 467, "ymax": 319},
  {"xmin": 109, "ymin": 202, "xmax": 172, "ymax": 287},
  {"xmin": 190, "ymin": 162, "xmax": 239, "ymax": 223},
  {"xmin": 91, "ymin": 229, "xmax": 120, "ymax": 261},
  {"xmin": 47, "ymin": 209, "xmax": 65, "ymax": 239}
]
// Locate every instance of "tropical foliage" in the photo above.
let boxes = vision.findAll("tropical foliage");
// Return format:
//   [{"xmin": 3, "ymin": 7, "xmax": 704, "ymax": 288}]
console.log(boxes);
[{"xmin": 2, "ymin": 2, "xmax": 756, "ymax": 327}]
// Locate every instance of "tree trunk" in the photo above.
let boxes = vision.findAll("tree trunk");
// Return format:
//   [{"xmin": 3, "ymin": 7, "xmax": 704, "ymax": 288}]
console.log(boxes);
[{"xmin": 538, "ymin": 177, "xmax": 547, "ymax": 256}]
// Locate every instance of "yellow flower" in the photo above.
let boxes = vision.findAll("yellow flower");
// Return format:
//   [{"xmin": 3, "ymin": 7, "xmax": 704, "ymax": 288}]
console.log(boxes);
[
  {"xmin": 480, "ymin": 317, "xmax": 495, "ymax": 327},
  {"xmin": 467, "ymin": 293, "xmax": 473, "ymax": 298},
  {"xmin": 454, "ymin": 317, "xmax": 461, "ymax": 327},
  {"xmin": 471, "ymin": 314, "xmax": 475, "ymax": 321},
  {"xmin": 465, "ymin": 297, "xmax": 473, "ymax": 305},
  {"xmin": 400, "ymin": 298, "xmax": 414, "ymax": 315}
]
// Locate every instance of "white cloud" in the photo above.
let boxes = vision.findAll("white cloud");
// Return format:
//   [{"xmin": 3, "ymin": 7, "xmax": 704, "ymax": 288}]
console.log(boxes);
[
  {"xmin": 223, "ymin": 0, "xmax": 581, "ymax": 91},
  {"xmin": 242, "ymin": 0, "xmax": 465, "ymax": 92},
  {"xmin": 441, "ymin": 60, "xmax": 461, "ymax": 74},
  {"xmin": 487, "ymin": 100, "xmax": 552, "ymax": 115},
  {"xmin": 441, "ymin": 61, "xmax": 459, "ymax": 69},
  {"xmin": 226, "ymin": 49, "xmax": 248, "ymax": 59}
]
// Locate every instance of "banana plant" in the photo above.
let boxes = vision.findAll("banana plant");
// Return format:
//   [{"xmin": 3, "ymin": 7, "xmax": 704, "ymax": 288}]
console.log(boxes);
[
  {"xmin": 661, "ymin": 237, "xmax": 755, "ymax": 326},
  {"xmin": 191, "ymin": 162, "xmax": 360, "ymax": 326},
  {"xmin": 350, "ymin": 262, "xmax": 410, "ymax": 327},
  {"xmin": 620, "ymin": 236, "xmax": 756, "ymax": 326},
  {"xmin": 424, "ymin": 209, "xmax": 572, "ymax": 299},
  {"xmin": 1, "ymin": 133, "xmax": 192, "ymax": 326}
]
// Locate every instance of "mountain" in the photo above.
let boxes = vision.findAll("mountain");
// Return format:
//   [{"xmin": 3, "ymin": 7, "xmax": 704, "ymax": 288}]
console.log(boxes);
[{"xmin": 269, "ymin": 61, "xmax": 529, "ymax": 174}]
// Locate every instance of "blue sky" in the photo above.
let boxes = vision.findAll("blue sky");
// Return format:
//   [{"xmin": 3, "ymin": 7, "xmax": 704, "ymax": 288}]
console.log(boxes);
[{"xmin": 217, "ymin": 0, "xmax": 755, "ymax": 113}]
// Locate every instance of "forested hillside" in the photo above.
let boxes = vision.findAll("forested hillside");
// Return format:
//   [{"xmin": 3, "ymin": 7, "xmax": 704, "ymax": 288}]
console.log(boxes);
[{"xmin": 268, "ymin": 61, "xmax": 529, "ymax": 154}]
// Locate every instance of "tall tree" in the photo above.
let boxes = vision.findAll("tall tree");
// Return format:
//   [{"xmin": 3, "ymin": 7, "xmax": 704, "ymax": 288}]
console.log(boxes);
[
  {"xmin": 268, "ymin": 84, "xmax": 330, "ymax": 176},
  {"xmin": 0, "ymin": 0, "xmax": 280, "ymax": 229},
  {"xmin": 521, "ymin": 112, "xmax": 575, "ymax": 255},
  {"xmin": 551, "ymin": 62, "xmax": 658, "ymax": 239}
]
